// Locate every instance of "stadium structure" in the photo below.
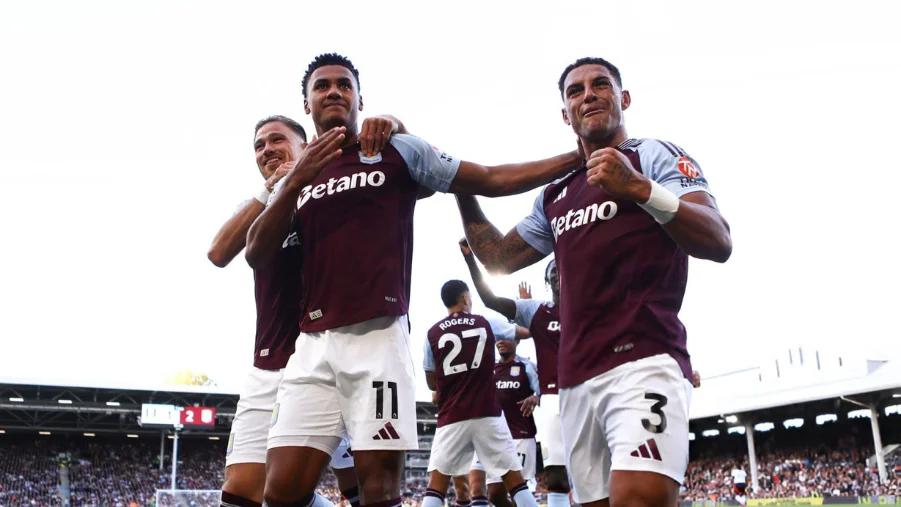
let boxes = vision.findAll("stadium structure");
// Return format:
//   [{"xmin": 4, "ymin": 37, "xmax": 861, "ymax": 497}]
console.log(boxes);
[{"xmin": 1, "ymin": 348, "xmax": 899, "ymax": 507}]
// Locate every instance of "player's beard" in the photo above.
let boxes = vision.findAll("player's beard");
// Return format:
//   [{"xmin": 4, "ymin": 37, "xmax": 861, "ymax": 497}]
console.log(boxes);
[{"xmin": 499, "ymin": 351, "xmax": 513, "ymax": 360}]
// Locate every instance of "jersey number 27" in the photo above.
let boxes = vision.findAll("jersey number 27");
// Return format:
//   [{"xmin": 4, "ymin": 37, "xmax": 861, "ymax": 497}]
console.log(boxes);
[{"xmin": 438, "ymin": 328, "xmax": 487, "ymax": 376}]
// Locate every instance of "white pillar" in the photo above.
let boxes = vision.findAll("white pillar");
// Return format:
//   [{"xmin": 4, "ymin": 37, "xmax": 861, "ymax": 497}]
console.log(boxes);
[
  {"xmin": 171, "ymin": 430, "xmax": 179, "ymax": 491},
  {"xmin": 745, "ymin": 422, "xmax": 760, "ymax": 492},
  {"xmin": 870, "ymin": 406, "xmax": 887, "ymax": 483},
  {"xmin": 159, "ymin": 431, "xmax": 165, "ymax": 472}
]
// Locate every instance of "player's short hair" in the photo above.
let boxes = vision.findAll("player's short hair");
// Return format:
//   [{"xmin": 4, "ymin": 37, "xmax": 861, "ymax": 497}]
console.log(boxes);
[
  {"xmin": 254, "ymin": 115, "xmax": 307, "ymax": 142},
  {"xmin": 558, "ymin": 57, "xmax": 623, "ymax": 98},
  {"xmin": 302, "ymin": 53, "xmax": 361, "ymax": 98},
  {"xmin": 441, "ymin": 280, "xmax": 470, "ymax": 308},
  {"xmin": 545, "ymin": 259, "xmax": 556, "ymax": 282}
]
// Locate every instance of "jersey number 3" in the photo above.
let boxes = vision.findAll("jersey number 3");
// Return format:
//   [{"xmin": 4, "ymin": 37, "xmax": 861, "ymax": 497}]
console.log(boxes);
[{"xmin": 439, "ymin": 327, "xmax": 488, "ymax": 376}]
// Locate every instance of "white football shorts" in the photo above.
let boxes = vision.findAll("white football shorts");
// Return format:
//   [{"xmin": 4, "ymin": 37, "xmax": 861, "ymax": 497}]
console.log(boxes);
[
  {"xmin": 268, "ymin": 315, "xmax": 418, "ymax": 453},
  {"xmin": 226, "ymin": 366, "xmax": 354, "ymax": 469},
  {"xmin": 472, "ymin": 437, "xmax": 537, "ymax": 484},
  {"xmin": 560, "ymin": 354, "xmax": 693, "ymax": 504},
  {"xmin": 428, "ymin": 416, "xmax": 521, "ymax": 478},
  {"xmin": 534, "ymin": 393, "xmax": 565, "ymax": 468}
]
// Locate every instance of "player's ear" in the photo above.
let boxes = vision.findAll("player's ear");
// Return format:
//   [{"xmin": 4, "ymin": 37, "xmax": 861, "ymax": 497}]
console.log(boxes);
[
  {"xmin": 359, "ymin": 95, "xmax": 364, "ymax": 112},
  {"xmin": 562, "ymin": 108, "xmax": 571, "ymax": 126},
  {"xmin": 304, "ymin": 99, "xmax": 311, "ymax": 115},
  {"xmin": 621, "ymin": 90, "xmax": 631, "ymax": 111}
]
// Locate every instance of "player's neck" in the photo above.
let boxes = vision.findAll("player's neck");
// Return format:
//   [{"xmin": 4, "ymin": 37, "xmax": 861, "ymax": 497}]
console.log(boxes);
[
  {"xmin": 498, "ymin": 355, "xmax": 515, "ymax": 364},
  {"xmin": 552, "ymin": 292, "xmax": 560, "ymax": 305},
  {"xmin": 581, "ymin": 126, "xmax": 628, "ymax": 156},
  {"xmin": 446, "ymin": 305, "xmax": 468, "ymax": 315}
]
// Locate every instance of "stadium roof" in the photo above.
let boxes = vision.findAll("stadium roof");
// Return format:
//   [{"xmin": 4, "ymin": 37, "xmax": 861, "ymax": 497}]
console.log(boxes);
[{"xmin": 691, "ymin": 358, "xmax": 901, "ymax": 420}]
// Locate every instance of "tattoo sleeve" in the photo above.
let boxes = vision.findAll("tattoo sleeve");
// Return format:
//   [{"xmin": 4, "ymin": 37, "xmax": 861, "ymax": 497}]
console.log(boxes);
[{"xmin": 456, "ymin": 195, "xmax": 545, "ymax": 274}]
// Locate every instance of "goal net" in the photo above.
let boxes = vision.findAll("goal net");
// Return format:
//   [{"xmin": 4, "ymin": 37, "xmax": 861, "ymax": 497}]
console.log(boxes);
[{"xmin": 154, "ymin": 489, "xmax": 221, "ymax": 506}]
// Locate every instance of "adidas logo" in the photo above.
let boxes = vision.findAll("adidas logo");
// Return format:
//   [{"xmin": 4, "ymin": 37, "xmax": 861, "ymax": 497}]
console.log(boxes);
[
  {"xmin": 372, "ymin": 421, "xmax": 401, "ymax": 440},
  {"xmin": 629, "ymin": 438, "xmax": 662, "ymax": 461}
]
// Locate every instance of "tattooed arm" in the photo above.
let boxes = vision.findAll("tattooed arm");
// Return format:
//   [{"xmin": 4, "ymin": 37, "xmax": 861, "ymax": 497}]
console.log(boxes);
[{"xmin": 455, "ymin": 194, "xmax": 548, "ymax": 275}]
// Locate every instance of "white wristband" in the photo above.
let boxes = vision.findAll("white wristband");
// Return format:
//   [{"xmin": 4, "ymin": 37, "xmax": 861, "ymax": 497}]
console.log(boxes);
[
  {"xmin": 253, "ymin": 187, "xmax": 271, "ymax": 205},
  {"xmin": 638, "ymin": 181, "xmax": 679, "ymax": 224}
]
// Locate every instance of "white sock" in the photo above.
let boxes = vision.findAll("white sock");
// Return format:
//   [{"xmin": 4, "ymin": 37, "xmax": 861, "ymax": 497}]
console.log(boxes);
[
  {"xmin": 312, "ymin": 493, "xmax": 338, "ymax": 507},
  {"xmin": 547, "ymin": 492, "xmax": 570, "ymax": 507},
  {"xmin": 511, "ymin": 484, "xmax": 538, "ymax": 507},
  {"xmin": 422, "ymin": 493, "xmax": 444, "ymax": 507}
]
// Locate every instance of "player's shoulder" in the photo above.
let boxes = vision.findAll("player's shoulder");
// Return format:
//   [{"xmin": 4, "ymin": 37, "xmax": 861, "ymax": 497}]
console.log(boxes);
[{"xmin": 629, "ymin": 138, "xmax": 694, "ymax": 161}]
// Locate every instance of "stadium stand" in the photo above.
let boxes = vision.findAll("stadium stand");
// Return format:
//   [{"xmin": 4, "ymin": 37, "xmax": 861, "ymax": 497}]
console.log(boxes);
[{"xmin": 1, "ymin": 355, "xmax": 900, "ymax": 506}]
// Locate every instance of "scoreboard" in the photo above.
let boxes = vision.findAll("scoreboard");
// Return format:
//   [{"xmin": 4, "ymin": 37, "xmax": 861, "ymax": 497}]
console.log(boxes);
[
  {"xmin": 140, "ymin": 404, "xmax": 216, "ymax": 429},
  {"xmin": 180, "ymin": 406, "xmax": 216, "ymax": 427}
]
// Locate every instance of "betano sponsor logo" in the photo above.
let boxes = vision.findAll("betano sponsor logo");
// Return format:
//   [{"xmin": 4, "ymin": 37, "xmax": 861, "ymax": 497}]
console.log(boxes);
[
  {"xmin": 496, "ymin": 380, "xmax": 521, "ymax": 389},
  {"xmin": 298, "ymin": 170, "xmax": 387, "ymax": 208},
  {"xmin": 550, "ymin": 201, "xmax": 618, "ymax": 240}
]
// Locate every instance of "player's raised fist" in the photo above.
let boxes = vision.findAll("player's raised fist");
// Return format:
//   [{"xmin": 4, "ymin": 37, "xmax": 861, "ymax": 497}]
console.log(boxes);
[
  {"xmin": 283, "ymin": 127, "xmax": 345, "ymax": 191},
  {"xmin": 585, "ymin": 147, "xmax": 651, "ymax": 203},
  {"xmin": 360, "ymin": 115, "xmax": 400, "ymax": 158},
  {"xmin": 459, "ymin": 238, "xmax": 473, "ymax": 257}
]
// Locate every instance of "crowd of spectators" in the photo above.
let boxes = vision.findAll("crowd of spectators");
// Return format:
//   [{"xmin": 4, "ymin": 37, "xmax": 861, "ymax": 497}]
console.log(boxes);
[
  {"xmin": 6, "ymin": 433, "xmax": 901, "ymax": 507},
  {"xmin": 682, "ymin": 447, "xmax": 901, "ymax": 501},
  {"xmin": 0, "ymin": 439, "xmax": 64, "ymax": 506}
]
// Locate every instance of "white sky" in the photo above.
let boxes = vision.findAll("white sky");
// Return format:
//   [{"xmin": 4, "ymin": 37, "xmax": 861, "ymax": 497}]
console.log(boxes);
[{"xmin": 1, "ymin": 0, "xmax": 899, "ymax": 400}]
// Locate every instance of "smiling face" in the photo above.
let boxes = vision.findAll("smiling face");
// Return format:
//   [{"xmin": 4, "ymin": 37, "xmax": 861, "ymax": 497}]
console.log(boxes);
[
  {"xmin": 496, "ymin": 338, "xmax": 518, "ymax": 359},
  {"xmin": 304, "ymin": 65, "xmax": 363, "ymax": 133},
  {"xmin": 253, "ymin": 121, "xmax": 304, "ymax": 179},
  {"xmin": 561, "ymin": 63, "xmax": 630, "ymax": 143}
]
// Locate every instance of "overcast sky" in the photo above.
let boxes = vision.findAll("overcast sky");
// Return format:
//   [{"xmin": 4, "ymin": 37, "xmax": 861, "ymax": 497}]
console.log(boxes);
[{"xmin": 1, "ymin": 0, "xmax": 899, "ymax": 400}]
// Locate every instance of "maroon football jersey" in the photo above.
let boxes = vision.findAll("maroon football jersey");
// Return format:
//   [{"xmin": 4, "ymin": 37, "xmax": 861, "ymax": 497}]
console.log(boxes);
[
  {"xmin": 515, "ymin": 301, "xmax": 561, "ymax": 395},
  {"xmin": 252, "ymin": 232, "xmax": 302, "ymax": 370},
  {"xmin": 494, "ymin": 358, "xmax": 538, "ymax": 439},
  {"xmin": 291, "ymin": 136, "xmax": 459, "ymax": 333},
  {"xmin": 426, "ymin": 312, "xmax": 501, "ymax": 427},
  {"xmin": 516, "ymin": 139, "xmax": 708, "ymax": 389}
]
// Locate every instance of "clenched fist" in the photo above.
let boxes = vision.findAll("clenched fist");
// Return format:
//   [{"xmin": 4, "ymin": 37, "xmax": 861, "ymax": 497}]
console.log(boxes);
[{"xmin": 585, "ymin": 147, "xmax": 651, "ymax": 203}]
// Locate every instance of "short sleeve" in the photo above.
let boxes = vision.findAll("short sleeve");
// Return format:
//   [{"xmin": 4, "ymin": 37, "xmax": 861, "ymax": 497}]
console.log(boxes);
[
  {"xmin": 487, "ymin": 316, "xmax": 516, "ymax": 342},
  {"xmin": 422, "ymin": 338, "xmax": 436, "ymax": 372},
  {"xmin": 524, "ymin": 359, "xmax": 541, "ymax": 395},
  {"xmin": 389, "ymin": 134, "xmax": 461, "ymax": 193},
  {"xmin": 513, "ymin": 299, "xmax": 542, "ymax": 329},
  {"xmin": 639, "ymin": 140, "xmax": 712, "ymax": 198},
  {"xmin": 514, "ymin": 189, "xmax": 555, "ymax": 256}
]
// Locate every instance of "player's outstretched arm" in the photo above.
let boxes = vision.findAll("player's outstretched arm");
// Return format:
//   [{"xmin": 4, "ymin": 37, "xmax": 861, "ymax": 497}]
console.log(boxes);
[
  {"xmin": 245, "ymin": 127, "xmax": 345, "ymax": 269},
  {"xmin": 514, "ymin": 325, "xmax": 531, "ymax": 339},
  {"xmin": 450, "ymin": 151, "xmax": 581, "ymax": 197},
  {"xmin": 207, "ymin": 162, "xmax": 295, "ymax": 267},
  {"xmin": 456, "ymin": 195, "xmax": 546, "ymax": 275},
  {"xmin": 458, "ymin": 238, "xmax": 517, "ymax": 320}
]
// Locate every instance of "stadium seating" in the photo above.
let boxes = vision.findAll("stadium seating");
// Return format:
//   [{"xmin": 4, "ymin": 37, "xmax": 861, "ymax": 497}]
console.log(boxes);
[{"xmin": 5, "ymin": 431, "xmax": 901, "ymax": 506}]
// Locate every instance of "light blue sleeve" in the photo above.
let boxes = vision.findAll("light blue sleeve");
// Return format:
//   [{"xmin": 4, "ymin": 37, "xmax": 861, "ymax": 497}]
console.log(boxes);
[
  {"xmin": 389, "ymin": 134, "xmax": 461, "ymax": 193},
  {"xmin": 487, "ymin": 316, "xmax": 516, "ymax": 342},
  {"xmin": 639, "ymin": 140, "xmax": 713, "ymax": 198},
  {"xmin": 513, "ymin": 299, "xmax": 543, "ymax": 328},
  {"xmin": 524, "ymin": 359, "xmax": 541, "ymax": 396},
  {"xmin": 514, "ymin": 188, "xmax": 555, "ymax": 256},
  {"xmin": 423, "ymin": 338, "xmax": 436, "ymax": 372}
]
